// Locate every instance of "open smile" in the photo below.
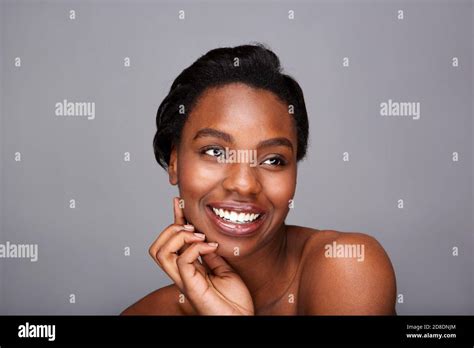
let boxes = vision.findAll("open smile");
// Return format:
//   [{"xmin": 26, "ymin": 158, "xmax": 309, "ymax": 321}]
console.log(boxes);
[{"xmin": 205, "ymin": 202, "xmax": 267, "ymax": 237}]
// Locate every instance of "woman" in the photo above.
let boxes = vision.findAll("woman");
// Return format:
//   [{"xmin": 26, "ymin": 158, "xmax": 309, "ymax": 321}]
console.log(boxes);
[{"xmin": 121, "ymin": 43, "xmax": 397, "ymax": 315}]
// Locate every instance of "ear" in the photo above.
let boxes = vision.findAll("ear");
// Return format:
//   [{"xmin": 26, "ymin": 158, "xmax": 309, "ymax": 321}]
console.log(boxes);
[{"xmin": 168, "ymin": 146, "xmax": 178, "ymax": 185}]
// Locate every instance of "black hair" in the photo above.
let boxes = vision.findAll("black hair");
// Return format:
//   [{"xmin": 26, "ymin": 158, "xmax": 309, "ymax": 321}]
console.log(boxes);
[{"xmin": 153, "ymin": 43, "xmax": 309, "ymax": 169}]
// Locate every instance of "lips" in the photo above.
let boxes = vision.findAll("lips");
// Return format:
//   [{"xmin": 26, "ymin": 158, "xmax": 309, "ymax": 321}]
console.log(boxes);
[{"xmin": 205, "ymin": 202, "xmax": 266, "ymax": 237}]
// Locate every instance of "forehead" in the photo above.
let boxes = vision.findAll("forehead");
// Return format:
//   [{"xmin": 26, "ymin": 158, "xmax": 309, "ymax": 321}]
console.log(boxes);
[{"xmin": 184, "ymin": 83, "xmax": 296, "ymax": 139}]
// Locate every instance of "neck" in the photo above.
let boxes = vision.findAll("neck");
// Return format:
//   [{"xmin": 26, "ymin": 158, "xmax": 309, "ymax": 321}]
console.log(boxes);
[{"xmin": 223, "ymin": 223, "xmax": 293, "ymax": 309}]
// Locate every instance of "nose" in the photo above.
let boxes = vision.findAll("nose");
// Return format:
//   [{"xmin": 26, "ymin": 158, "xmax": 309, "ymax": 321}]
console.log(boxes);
[{"xmin": 222, "ymin": 162, "xmax": 262, "ymax": 197}]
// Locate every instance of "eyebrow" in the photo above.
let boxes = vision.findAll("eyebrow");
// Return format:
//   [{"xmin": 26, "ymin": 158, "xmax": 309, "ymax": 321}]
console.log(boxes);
[
  {"xmin": 257, "ymin": 137, "xmax": 293, "ymax": 152},
  {"xmin": 193, "ymin": 128, "xmax": 233, "ymax": 143},
  {"xmin": 193, "ymin": 128, "xmax": 294, "ymax": 152}
]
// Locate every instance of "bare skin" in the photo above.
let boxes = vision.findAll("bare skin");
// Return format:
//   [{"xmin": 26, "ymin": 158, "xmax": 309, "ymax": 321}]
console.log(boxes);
[{"xmin": 121, "ymin": 83, "xmax": 397, "ymax": 315}]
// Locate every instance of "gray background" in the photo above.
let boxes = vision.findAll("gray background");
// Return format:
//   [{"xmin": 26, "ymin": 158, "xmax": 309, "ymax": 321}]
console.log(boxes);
[{"xmin": 0, "ymin": 0, "xmax": 472, "ymax": 315}]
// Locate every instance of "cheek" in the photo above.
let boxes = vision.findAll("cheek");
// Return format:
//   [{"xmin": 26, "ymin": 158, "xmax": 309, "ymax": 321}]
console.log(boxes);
[
  {"xmin": 177, "ymin": 153, "xmax": 223, "ymax": 221},
  {"xmin": 260, "ymin": 169, "xmax": 296, "ymax": 210}
]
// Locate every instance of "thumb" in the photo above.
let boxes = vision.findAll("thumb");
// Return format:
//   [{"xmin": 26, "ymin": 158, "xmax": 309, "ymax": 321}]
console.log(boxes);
[{"xmin": 202, "ymin": 252, "xmax": 235, "ymax": 277}]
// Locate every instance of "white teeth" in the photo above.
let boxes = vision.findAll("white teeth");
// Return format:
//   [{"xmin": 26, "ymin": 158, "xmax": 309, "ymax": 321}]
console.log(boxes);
[
  {"xmin": 230, "ymin": 211, "xmax": 238, "ymax": 221},
  {"xmin": 210, "ymin": 207, "xmax": 261, "ymax": 224}
]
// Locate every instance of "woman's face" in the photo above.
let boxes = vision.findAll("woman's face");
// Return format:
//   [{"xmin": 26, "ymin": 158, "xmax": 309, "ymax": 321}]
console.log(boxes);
[{"xmin": 168, "ymin": 82, "xmax": 298, "ymax": 259}]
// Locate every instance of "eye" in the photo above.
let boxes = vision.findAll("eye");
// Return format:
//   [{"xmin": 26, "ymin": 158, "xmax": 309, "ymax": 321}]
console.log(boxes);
[
  {"xmin": 262, "ymin": 156, "xmax": 286, "ymax": 167},
  {"xmin": 201, "ymin": 146, "xmax": 224, "ymax": 158}
]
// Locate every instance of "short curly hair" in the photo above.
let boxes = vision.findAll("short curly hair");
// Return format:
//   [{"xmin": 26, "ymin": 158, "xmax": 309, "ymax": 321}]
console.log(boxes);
[{"xmin": 153, "ymin": 43, "xmax": 309, "ymax": 169}]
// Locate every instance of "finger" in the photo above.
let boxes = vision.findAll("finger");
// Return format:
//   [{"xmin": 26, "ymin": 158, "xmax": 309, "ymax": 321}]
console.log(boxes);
[
  {"xmin": 177, "ymin": 242, "xmax": 219, "ymax": 289},
  {"xmin": 193, "ymin": 258, "xmax": 207, "ymax": 275},
  {"xmin": 173, "ymin": 197, "xmax": 186, "ymax": 225},
  {"xmin": 154, "ymin": 232, "xmax": 207, "ymax": 289},
  {"xmin": 148, "ymin": 224, "xmax": 194, "ymax": 263},
  {"xmin": 176, "ymin": 239, "xmax": 192, "ymax": 256},
  {"xmin": 198, "ymin": 255, "xmax": 212, "ymax": 274},
  {"xmin": 202, "ymin": 252, "xmax": 234, "ymax": 277},
  {"xmin": 192, "ymin": 227, "xmax": 212, "ymax": 273},
  {"xmin": 175, "ymin": 225, "xmax": 208, "ymax": 257},
  {"xmin": 160, "ymin": 230, "xmax": 206, "ymax": 256}
]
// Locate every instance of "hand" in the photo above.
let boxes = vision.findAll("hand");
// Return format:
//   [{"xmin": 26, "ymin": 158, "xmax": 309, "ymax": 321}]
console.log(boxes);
[{"xmin": 148, "ymin": 197, "xmax": 255, "ymax": 315}]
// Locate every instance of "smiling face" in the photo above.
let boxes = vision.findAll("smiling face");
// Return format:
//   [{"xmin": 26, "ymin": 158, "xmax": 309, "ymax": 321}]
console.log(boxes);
[{"xmin": 168, "ymin": 82, "xmax": 298, "ymax": 259}]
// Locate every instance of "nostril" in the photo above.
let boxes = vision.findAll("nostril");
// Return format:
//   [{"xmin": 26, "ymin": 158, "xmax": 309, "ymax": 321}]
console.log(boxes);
[{"xmin": 221, "ymin": 171, "xmax": 262, "ymax": 195}]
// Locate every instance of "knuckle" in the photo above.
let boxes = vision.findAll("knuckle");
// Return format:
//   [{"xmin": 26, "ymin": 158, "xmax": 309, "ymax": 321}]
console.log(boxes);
[
  {"xmin": 170, "ymin": 223, "xmax": 183, "ymax": 231},
  {"xmin": 189, "ymin": 243, "xmax": 205, "ymax": 256},
  {"xmin": 163, "ymin": 224, "xmax": 179, "ymax": 235},
  {"xmin": 166, "ymin": 223, "xmax": 177, "ymax": 229},
  {"xmin": 176, "ymin": 255, "xmax": 184, "ymax": 266},
  {"xmin": 176, "ymin": 230, "xmax": 191, "ymax": 239},
  {"xmin": 156, "ymin": 250, "xmax": 166, "ymax": 263}
]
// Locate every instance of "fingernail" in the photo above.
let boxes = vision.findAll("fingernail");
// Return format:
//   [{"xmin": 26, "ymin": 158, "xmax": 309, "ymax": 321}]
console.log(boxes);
[
  {"xmin": 208, "ymin": 242, "xmax": 218, "ymax": 247},
  {"xmin": 183, "ymin": 224, "xmax": 194, "ymax": 231},
  {"xmin": 193, "ymin": 232, "xmax": 205, "ymax": 239}
]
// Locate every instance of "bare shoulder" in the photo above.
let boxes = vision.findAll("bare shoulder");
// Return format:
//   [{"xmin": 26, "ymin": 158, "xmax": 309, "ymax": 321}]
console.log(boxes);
[
  {"xmin": 120, "ymin": 284, "xmax": 195, "ymax": 315},
  {"xmin": 295, "ymin": 227, "xmax": 397, "ymax": 315}
]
